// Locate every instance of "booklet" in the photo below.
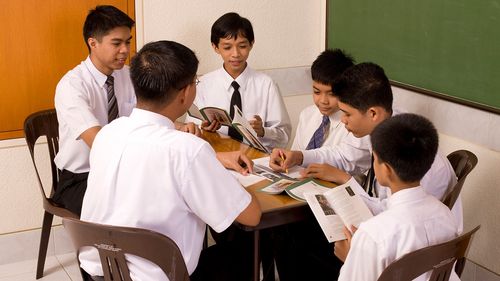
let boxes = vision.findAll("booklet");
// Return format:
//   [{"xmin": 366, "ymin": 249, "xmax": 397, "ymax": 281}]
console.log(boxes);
[
  {"xmin": 303, "ymin": 180, "xmax": 373, "ymax": 242},
  {"xmin": 188, "ymin": 104, "xmax": 269, "ymax": 153}
]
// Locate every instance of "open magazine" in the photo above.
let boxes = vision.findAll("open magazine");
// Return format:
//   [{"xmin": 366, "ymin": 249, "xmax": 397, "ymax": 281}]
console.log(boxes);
[
  {"xmin": 188, "ymin": 104, "xmax": 269, "ymax": 153},
  {"xmin": 303, "ymin": 180, "xmax": 373, "ymax": 242},
  {"xmin": 229, "ymin": 156, "xmax": 305, "ymax": 188}
]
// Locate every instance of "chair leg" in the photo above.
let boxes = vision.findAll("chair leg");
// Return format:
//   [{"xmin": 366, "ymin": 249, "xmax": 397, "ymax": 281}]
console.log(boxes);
[{"xmin": 36, "ymin": 211, "xmax": 54, "ymax": 279}]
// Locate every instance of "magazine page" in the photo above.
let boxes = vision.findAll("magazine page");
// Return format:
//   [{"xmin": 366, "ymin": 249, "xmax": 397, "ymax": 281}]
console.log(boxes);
[
  {"xmin": 304, "ymin": 192, "xmax": 347, "ymax": 242},
  {"xmin": 324, "ymin": 183, "xmax": 373, "ymax": 230},
  {"xmin": 201, "ymin": 107, "xmax": 232, "ymax": 126},
  {"xmin": 228, "ymin": 170, "xmax": 270, "ymax": 188},
  {"xmin": 253, "ymin": 156, "xmax": 304, "ymax": 179},
  {"xmin": 231, "ymin": 106, "xmax": 269, "ymax": 153},
  {"xmin": 285, "ymin": 178, "xmax": 332, "ymax": 201},
  {"xmin": 187, "ymin": 103, "xmax": 204, "ymax": 121}
]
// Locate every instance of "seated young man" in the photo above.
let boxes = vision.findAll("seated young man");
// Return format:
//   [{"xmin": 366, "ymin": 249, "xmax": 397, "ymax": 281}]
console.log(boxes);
[
  {"xmin": 335, "ymin": 113, "xmax": 459, "ymax": 281},
  {"xmin": 271, "ymin": 62, "xmax": 462, "ymax": 232},
  {"xmin": 78, "ymin": 40, "xmax": 261, "ymax": 281},
  {"xmin": 186, "ymin": 12, "xmax": 291, "ymax": 150}
]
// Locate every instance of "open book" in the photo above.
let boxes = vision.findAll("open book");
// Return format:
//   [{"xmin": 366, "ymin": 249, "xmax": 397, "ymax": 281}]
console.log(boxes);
[
  {"xmin": 303, "ymin": 180, "xmax": 373, "ymax": 242},
  {"xmin": 188, "ymin": 104, "xmax": 269, "ymax": 153}
]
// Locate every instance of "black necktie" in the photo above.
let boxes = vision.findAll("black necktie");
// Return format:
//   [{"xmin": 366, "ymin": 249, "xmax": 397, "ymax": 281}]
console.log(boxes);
[
  {"xmin": 363, "ymin": 154, "xmax": 376, "ymax": 197},
  {"xmin": 106, "ymin": 76, "xmax": 119, "ymax": 123},
  {"xmin": 228, "ymin": 81, "xmax": 243, "ymax": 141}
]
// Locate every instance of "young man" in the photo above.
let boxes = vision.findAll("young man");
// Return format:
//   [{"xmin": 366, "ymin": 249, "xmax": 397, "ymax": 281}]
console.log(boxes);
[
  {"xmin": 186, "ymin": 12, "xmax": 291, "ymax": 150},
  {"xmin": 272, "ymin": 62, "xmax": 462, "ymax": 231},
  {"xmin": 335, "ymin": 113, "xmax": 459, "ymax": 281},
  {"xmin": 79, "ymin": 40, "xmax": 262, "ymax": 281},
  {"xmin": 292, "ymin": 49, "xmax": 363, "ymax": 151},
  {"xmin": 272, "ymin": 49, "xmax": 371, "ymax": 281},
  {"xmin": 53, "ymin": 5, "xmax": 202, "ymax": 216}
]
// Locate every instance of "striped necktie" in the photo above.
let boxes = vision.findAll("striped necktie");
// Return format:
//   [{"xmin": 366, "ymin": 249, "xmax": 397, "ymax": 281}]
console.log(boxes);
[
  {"xmin": 306, "ymin": 115, "xmax": 330, "ymax": 150},
  {"xmin": 106, "ymin": 75, "xmax": 119, "ymax": 123},
  {"xmin": 228, "ymin": 81, "xmax": 243, "ymax": 141}
]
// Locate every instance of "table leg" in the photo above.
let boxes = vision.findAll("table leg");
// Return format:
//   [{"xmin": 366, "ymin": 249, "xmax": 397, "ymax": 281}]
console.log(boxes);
[{"xmin": 253, "ymin": 230, "xmax": 260, "ymax": 281}]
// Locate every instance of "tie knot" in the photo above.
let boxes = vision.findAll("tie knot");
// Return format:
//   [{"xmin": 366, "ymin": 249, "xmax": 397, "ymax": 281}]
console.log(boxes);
[
  {"xmin": 106, "ymin": 75, "xmax": 114, "ymax": 86},
  {"xmin": 231, "ymin": 81, "xmax": 240, "ymax": 90}
]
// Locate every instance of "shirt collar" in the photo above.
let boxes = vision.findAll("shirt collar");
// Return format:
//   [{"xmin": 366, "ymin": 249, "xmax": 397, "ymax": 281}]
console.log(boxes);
[
  {"xmin": 218, "ymin": 64, "xmax": 252, "ymax": 92},
  {"xmin": 84, "ymin": 56, "xmax": 113, "ymax": 88},
  {"xmin": 387, "ymin": 186, "xmax": 426, "ymax": 209},
  {"xmin": 129, "ymin": 108, "xmax": 175, "ymax": 129}
]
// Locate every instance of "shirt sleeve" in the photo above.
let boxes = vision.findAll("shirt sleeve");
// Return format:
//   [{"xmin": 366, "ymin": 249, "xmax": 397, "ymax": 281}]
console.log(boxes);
[
  {"xmin": 346, "ymin": 177, "xmax": 388, "ymax": 216},
  {"xmin": 302, "ymin": 134, "xmax": 372, "ymax": 175},
  {"xmin": 259, "ymin": 81, "xmax": 292, "ymax": 149},
  {"xmin": 55, "ymin": 77, "xmax": 101, "ymax": 140},
  {"xmin": 338, "ymin": 228, "xmax": 387, "ymax": 281},
  {"xmin": 182, "ymin": 143, "xmax": 252, "ymax": 233}
]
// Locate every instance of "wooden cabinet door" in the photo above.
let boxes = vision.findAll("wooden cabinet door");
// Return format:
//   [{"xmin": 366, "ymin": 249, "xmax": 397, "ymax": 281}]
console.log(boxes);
[{"xmin": 0, "ymin": 0, "xmax": 135, "ymax": 139}]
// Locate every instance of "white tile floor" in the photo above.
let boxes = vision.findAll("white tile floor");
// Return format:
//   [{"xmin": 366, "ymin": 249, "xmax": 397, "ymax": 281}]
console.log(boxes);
[{"xmin": 0, "ymin": 253, "xmax": 82, "ymax": 281}]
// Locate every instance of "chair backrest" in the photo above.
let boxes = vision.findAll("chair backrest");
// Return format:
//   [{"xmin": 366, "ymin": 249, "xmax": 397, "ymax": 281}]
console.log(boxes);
[
  {"xmin": 377, "ymin": 225, "xmax": 480, "ymax": 281},
  {"xmin": 62, "ymin": 217, "xmax": 190, "ymax": 281},
  {"xmin": 23, "ymin": 109, "xmax": 77, "ymax": 218},
  {"xmin": 443, "ymin": 150, "xmax": 478, "ymax": 209}
]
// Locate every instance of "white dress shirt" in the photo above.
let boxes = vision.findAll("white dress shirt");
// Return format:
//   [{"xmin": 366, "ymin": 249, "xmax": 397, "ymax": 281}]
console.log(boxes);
[
  {"xmin": 338, "ymin": 186, "xmax": 459, "ymax": 281},
  {"xmin": 292, "ymin": 105, "xmax": 348, "ymax": 150},
  {"xmin": 79, "ymin": 108, "xmax": 251, "ymax": 280},
  {"xmin": 294, "ymin": 124, "xmax": 371, "ymax": 175},
  {"xmin": 186, "ymin": 66, "xmax": 291, "ymax": 149},
  {"xmin": 346, "ymin": 151, "xmax": 462, "ymax": 232},
  {"xmin": 54, "ymin": 56, "xmax": 136, "ymax": 173}
]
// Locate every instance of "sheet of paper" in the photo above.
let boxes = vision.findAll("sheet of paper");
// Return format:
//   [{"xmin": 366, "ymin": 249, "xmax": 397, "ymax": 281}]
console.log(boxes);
[{"xmin": 228, "ymin": 170, "xmax": 269, "ymax": 187}]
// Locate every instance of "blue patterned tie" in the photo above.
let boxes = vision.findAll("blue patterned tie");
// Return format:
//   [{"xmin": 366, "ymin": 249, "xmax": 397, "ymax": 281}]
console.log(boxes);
[
  {"xmin": 306, "ymin": 115, "xmax": 330, "ymax": 150},
  {"xmin": 106, "ymin": 75, "xmax": 119, "ymax": 123}
]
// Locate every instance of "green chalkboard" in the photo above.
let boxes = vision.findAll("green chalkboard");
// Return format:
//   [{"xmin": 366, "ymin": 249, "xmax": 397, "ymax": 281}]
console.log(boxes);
[{"xmin": 327, "ymin": 0, "xmax": 500, "ymax": 113}]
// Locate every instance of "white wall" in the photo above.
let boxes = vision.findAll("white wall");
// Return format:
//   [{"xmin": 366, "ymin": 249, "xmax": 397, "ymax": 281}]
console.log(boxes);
[
  {"xmin": 1, "ymin": 0, "xmax": 499, "ymax": 276},
  {"xmin": 134, "ymin": 0, "xmax": 326, "ymax": 74}
]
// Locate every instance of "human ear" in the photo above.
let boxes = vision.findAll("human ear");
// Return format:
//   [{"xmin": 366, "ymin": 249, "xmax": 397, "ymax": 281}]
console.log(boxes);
[
  {"xmin": 211, "ymin": 43, "xmax": 221, "ymax": 54},
  {"xmin": 88, "ymin": 38, "xmax": 97, "ymax": 49}
]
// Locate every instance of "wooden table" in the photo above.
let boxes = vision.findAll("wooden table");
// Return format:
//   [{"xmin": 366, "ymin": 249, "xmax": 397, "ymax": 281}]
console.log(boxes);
[{"xmin": 202, "ymin": 131, "xmax": 335, "ymax": 281}]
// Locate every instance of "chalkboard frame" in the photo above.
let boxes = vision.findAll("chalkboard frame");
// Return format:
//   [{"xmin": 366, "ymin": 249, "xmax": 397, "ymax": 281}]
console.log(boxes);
[{"xmin": 325, "ymin": 1, "xmax": 500, "ymax": 115}]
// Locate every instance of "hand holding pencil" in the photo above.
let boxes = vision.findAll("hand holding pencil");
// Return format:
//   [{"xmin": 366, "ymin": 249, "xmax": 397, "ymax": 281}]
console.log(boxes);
[{"xmin": 269, "ymin": 148, "xmax": 303, "ymax": 173}]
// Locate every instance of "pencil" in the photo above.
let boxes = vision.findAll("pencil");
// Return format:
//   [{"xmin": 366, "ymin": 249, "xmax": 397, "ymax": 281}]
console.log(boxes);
[{"xmin": 279, "ymin": 150, "xmax": 288, "ymax": 174}]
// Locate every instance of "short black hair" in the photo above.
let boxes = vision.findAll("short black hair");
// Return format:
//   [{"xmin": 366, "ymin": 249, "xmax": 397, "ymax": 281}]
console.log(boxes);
[
  {"xmin": 211, "ymin": 12, "xmax": 254, "ymax": 46},
  {"xmin": 130, "ymin": 40, "xmax": 199, "ymax": 105},
  {"xmin": 311, "ymin": 49, "xmax": 355, "ymax": 87},
  {"xmin": 333, "ymin": 62, "xmax": 393, "ymax": 113},
  {"xmin": 371, "ymin": 113, "xmax": 439, "ymax": 183},
  {"xmin": 83, "ymin": 5, "xmax": 135, "ymax": 51}
]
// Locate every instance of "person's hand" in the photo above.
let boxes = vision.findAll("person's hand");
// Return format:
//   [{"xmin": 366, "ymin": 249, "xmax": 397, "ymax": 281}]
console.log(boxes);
[
  {"xmin": 334, "ymin": 225, "xmax": 357, "ymax": 262},
  {"xmin": 176, "ymin": 122, "xmax": 201, "ymax": 136},
  {"xmin": 201, "ymin": 119, "xmax": 220, "ymax": 132},
  {"xmin": 301, "ymin": 163, "xmax": 351, "ymax": 184},
  {"xmin": 216, "ymin": 151, "xmax": 254, "ymax": 175},
  {"xmin": 269, "ymin": 149, "xmax": 303, "ymax": 172},
  {"xmin": 249, "ymin": 115, "xmax": 264, "ymax": 137}
]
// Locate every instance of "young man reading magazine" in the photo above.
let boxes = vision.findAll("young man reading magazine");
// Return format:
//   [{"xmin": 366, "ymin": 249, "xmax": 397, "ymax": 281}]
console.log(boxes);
[{"xmin": 335, "ymin": 113, "xmax": 459, "ymax": 281}]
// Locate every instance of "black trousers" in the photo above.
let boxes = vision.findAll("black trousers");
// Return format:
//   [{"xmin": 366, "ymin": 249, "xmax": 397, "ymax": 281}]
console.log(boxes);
[
  {"xmin": 272, "ymin": 218, "xmax": 343, "ymax": 281},
  {"xmin": 52, "ymin": 169, "xmax": 88, "ymax": 217}
]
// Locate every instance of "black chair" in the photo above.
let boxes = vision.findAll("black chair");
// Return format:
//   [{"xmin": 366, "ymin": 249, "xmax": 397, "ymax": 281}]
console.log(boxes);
[
  {"xmin": 443, "ymin": 150, "xmax": 478, "ymax": 209},
  {"xmin": 377, "ymin": 225, "xmax": 480, "ymax": 281},
  {"xmin": 24, "ymin": 109, "xmax": 79, "ymax": 279},
  {"xmin": 63, "ymin": 217, "xmax": 190, "ymax": 281}
]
